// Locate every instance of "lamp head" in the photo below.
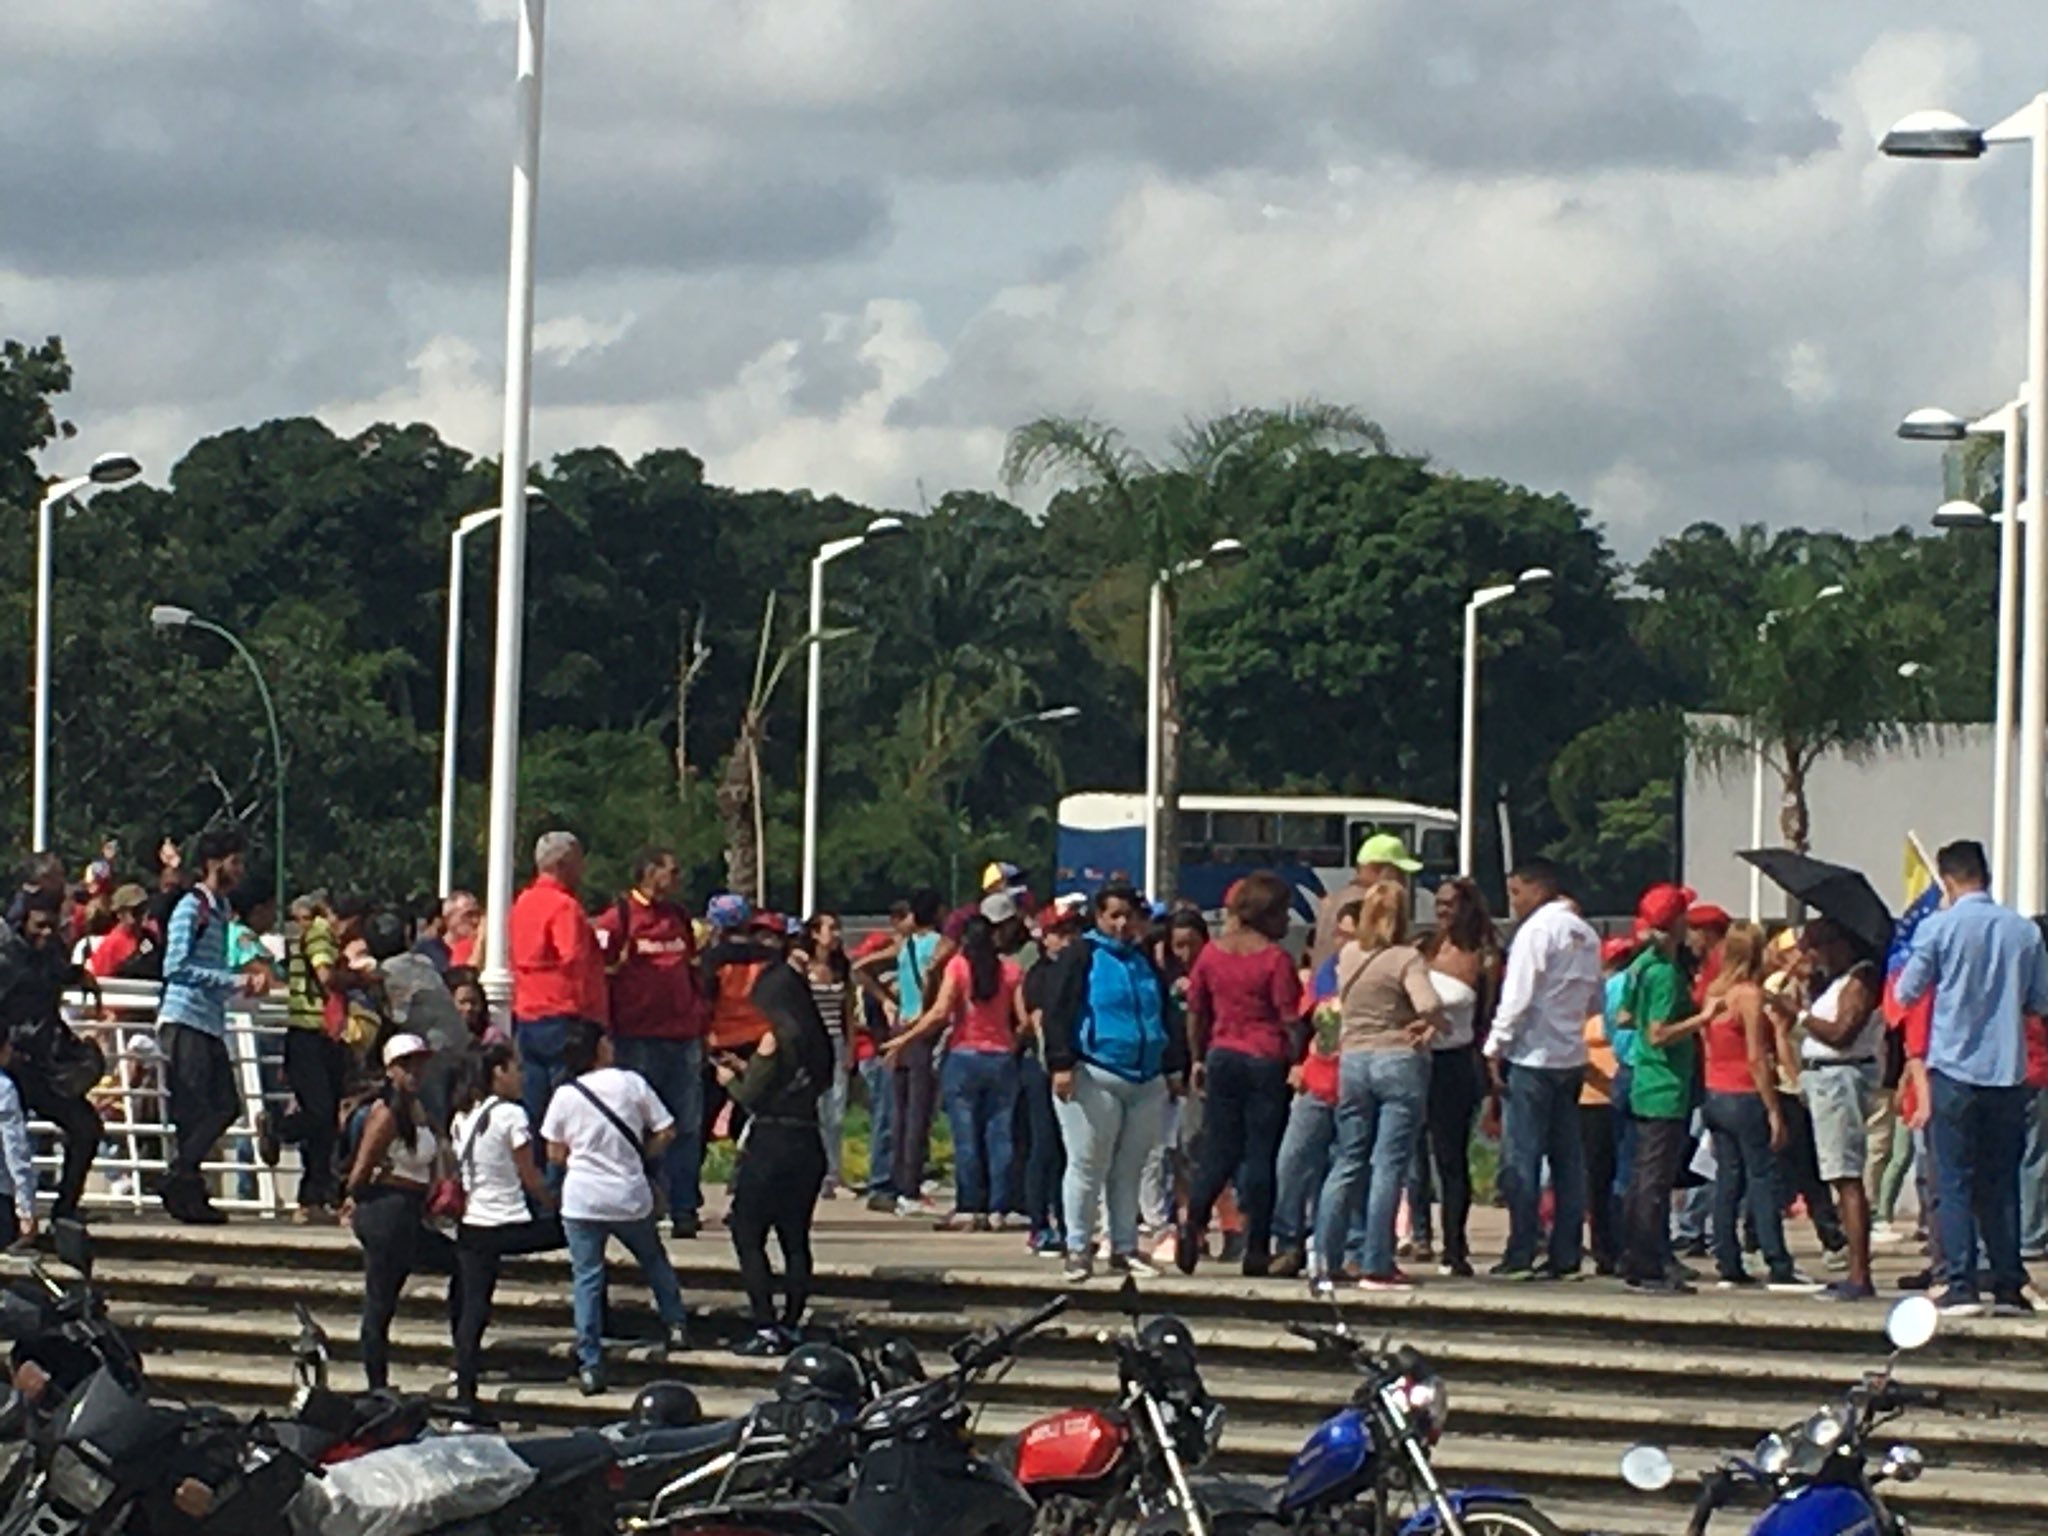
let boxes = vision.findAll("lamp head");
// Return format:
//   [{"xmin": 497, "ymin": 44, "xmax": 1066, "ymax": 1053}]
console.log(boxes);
[
  {"xmin": 1516, "ymin": 566, "xmax": 1554, "ymax": 587},
  {"xmin": 863, "ymin": 515, "xmax": 907, "ymax": 539},
  {"xmin": 1932, "ymin": 500, "xmax": 1993, "ymax": 530},
  {"xmin": 1897, "ymin": 406, "xmax": 1968, "ymax": 442},
  {"xmin": 149, "ymin": 605, "xmax": 195, "ymax": 630},
  {"xmin": 88, "ymin": 453, "xmax": 142, "ymax": 486},
  {"xmin": 1880, "ymin": 109, "xmax": 1986, "ymax": 160},
  {"xmin": 1038, "ymin": 706, "xmax": 1082, "ymax": 723},
  {"xmin": 1205, "ymin": 537, "xmax": 1248, "ymax": 567}
]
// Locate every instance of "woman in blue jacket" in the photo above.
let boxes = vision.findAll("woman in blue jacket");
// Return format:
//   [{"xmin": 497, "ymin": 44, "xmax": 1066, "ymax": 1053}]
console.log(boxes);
[{"xmin": 1040, "ymin": 883, "xmax": 1188, "ymax": 1283}]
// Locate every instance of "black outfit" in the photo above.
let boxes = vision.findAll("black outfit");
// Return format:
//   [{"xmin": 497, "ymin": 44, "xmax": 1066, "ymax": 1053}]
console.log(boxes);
[
  {"xmin": 454, "ymin": 1219, "xmax": 563, "ymax": 1403},
  {"xmin": 1580, "ymin": 1101, "xmax": 1621, "ymax": 1272},
  {"xmin": 1423, "ymin": 1045, "xmax": 1485, "ymax": 1269},
  {"xmin": 279, "ymin": 1029, "xmax": 349, "ymax": 1208},
  {"xmin": 1623, "ymin": 1117, "xmax": 1690, "ymax": 1283},
  {"xmin": 164, "ymin": 1024, "xmax": 238, "ymax": 1184},
  {"xmin": 351, "ymin": 1181, "xmax": 461, "ymax": 1391},
  {"xmin": 728, "ymin": 963, "xmax": 834, "ymax": 1328},
  {"xmin": 1185, "ymin": 1048, "xmax": 1292, "ymax": 1268},
  {"xmin": 0, "ymin": 924, "xmax": 99, "ymax": 1220},
  {"xmin": 1012, "ymin": 964, "xmax": 1066, "ymax": 1235}
]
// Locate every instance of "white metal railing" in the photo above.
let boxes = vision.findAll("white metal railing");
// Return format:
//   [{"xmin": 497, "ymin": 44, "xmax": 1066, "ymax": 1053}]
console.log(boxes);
[{"xmin": 32, "ymin": 978, "xmax": 301, "ymax": 1216}]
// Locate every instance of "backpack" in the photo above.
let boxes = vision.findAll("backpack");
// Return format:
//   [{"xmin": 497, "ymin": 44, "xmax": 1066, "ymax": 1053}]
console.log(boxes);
[{"xmin": 1074, "ymin": 933, "xmax": 1167, "ymax": 1083}]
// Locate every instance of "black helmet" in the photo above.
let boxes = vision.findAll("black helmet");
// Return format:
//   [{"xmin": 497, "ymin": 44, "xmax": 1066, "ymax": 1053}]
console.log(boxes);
[
  {"xmin": 629, "ymin": 1381, "xmax": 703, "ymax": 1429},
  {"xmin": 1139, "ymin": 1316, "xmax": 1200, "ymax": 1374},
  {"xmin": 776, "ymin": 1343, "xmax": 865, "ymax": 1408}
]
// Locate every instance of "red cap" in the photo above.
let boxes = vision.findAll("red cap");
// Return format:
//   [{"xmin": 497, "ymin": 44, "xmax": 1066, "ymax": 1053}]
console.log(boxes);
[
  {"xmin": 1601, "ymin": 934, "xmax": 1639, "ymax": 966},
  {"xmin": 1686, "ymin": 903, "xmax": 1732, "ymax": 934},
  {"xmin": 851, "ymin": 931, "xmax": 893, "ymax": 959},
  {"xmin": 1635, "ymin": 883, "xmax": 1696, "ymax": 933}
]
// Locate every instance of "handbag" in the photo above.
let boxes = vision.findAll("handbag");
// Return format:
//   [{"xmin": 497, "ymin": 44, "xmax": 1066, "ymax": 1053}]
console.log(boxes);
[
  {"xmin": 19, "ymin": 1018, "xmax": 108, "ymax": 1099},
  {"xmin": 442, "ymin": 1097, "xmax": 511, "ymax": 1223}
]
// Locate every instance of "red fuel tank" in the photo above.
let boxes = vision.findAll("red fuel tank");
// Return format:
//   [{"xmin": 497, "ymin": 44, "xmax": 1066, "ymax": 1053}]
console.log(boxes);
[{"xmin": 1014, "ymin": 1408, "xmax": 1130, "ymax": 1486}]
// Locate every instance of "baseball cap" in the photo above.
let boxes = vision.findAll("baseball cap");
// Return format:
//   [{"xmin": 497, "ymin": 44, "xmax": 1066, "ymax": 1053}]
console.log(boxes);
[
  {"xmin": 1686, "ymin": 903, "xmax": 1732, "ymax": 934},
  {"xmin": 852, "ymin": 930, "xmax": 894, "ymax": 960},
  {"xmin": 1600, "ymin": 934, "xmax": 1638, "ymax": 966},
  {"xmin": 111, "ymin": 883, "xmax": 149, "ymax": 913},
  {"xmin": 382, "ymin": 1033, "xmax": 433, "ymax": 1067},
  {"xmin": 980, "ymin": 860, "xmax": 1025, "ymax": 894},
  {"xmin": 706, "ymin": 893, "xmax": 751, "ymax": 930},
  {"xmin": 1636, "ymin": 883, "xmax": 1696, "ymax": 933},
  {"xmin": 980, "ymin": 890, "xmax": 1020, "ymax": 924},
  {"xmin": 1355, "ymin": 833, "xmax": 1423, "ymax": 873}
]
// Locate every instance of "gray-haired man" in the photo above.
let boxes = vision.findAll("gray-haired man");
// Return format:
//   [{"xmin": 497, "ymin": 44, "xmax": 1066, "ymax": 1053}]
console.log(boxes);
[{"xmin": 509, "ymin": 832, "xmax": 608, "ymax": 1131}]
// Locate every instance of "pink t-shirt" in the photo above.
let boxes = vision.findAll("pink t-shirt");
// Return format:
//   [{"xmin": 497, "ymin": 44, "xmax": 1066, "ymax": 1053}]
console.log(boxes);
[
  {"xmin": 1187, "ymin": 942, "xmax": 1303, "ymax": 1063},
  {"xmin": 947, "ymin": 954, "xmax": 1022, "ymax": 1054}
]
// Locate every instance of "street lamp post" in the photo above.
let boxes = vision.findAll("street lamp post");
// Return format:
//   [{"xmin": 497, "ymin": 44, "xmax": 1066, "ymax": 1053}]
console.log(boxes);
[
  {"xmin": 1459, "ymin": 568, "xmax": 1553, "ymax": 876},
  {"xmin": 150, "ymin": 606, "xmax": 286, "ymax": 907},
  {"xmin": 1145, "ymin": 538, "xmax": 1246, "ymax": 899},
  {"xmin": 800, "ymin": 516, "xmax": 906, "ymax": 916},
  {"xmin": 479, "ymin": 0, "xmax": 547, "ymax": 1008},
  {"xmin": 1884, "ymin": 93, "xmax": 2048, "ymax": 911},
  {"xmin": 1905, "ymin": 396, "xmax": 2025, "ymax": 900},
  {"xmin": 949, "ymin": 706, "xmax": 1081, "ymax": 901},
  {"xmin": 29, "ymin": 452, "xmax": 141, "ymax": 851}
]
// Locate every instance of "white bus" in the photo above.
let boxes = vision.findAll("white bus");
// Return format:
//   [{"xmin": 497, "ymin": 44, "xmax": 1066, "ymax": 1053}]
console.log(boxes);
[{"xmin": 1054, "ymin": 792, "xmax": 1458, "ymax": 917}]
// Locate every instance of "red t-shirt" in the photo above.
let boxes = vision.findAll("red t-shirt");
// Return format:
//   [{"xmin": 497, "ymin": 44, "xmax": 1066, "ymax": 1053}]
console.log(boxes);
[
  {"xmin": 87, "ymin": 925, "xmax": 141, "ymax": 979},
  {"xmin": 1187, "ymin": 942, "xmax": 1302, "ymax": 1063},
  {"xmin": 595, "ymin": 894, "xmax": 704, "ymax": 1041},
  {"xmin": 946, "ymin": 954, "xmax": 1021, "ymax": 1054}
]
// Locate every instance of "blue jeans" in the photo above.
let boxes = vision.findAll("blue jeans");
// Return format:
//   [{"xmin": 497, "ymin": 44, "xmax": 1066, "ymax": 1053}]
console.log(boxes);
[
  {"xmin": 563, "ymin": 1214, "xmax": 688, "ymax": 1370},
  {"xmin": 1056, "ymin": 1064, "xmax": 1167, "ymax": 1257},
  {"xmin": 943, "ymin": 1050, "xmax": 1019, "ymax": 1214},
  {"xmin": 1314, "ymin": 1050, "xmax": 1428, "ymax": 1277},
  {"xmin": 1500, "ymin": 1062, "xmax": 1588, "ymax": 1274},
  {"xmin": 1929, "ymin": 1070, "xmax": 2032, "ymax": 1298},
  {"xmin": 1704, "ymin": 1092, "xmax": 1792, "ymax": 1279},
  {"xmin": 860, "ymin": 1056, "xmax": 896, "ymax": 1197},
  {"xmin": 1188, "ymin": 1049, "xmax": 1292, "ymax": 1260},
  {"xmin": 514, "ymin": 1017, "xmax": 575, "ymax": 1130},
  {"xmin": 1274, "ymin": 1094, "xmax": 1334, "ymax": 1250},
  {"xmin": 2020, "ymin": 1086, "xmax": 2048, "ymax": 1258},
  {"xmin": 819, "ymin": 1035, "xmax": 850, "ymax": 1187},
  {"xmin": 613, "ymin": 1037, "xmax": 704, "ymax": 1221}
]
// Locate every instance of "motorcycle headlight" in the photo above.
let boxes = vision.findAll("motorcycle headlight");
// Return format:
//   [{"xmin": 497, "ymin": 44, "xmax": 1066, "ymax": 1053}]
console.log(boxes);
[
  {"xmin": 1754, "ymin": 1432, "xmax": 1793, "ymax": 1476},
  {"xmin": 47, "ymin": 1445, "xmax": 116, "ymax": 1514},
  {"xmin": 1805, "ymin": 1407, "xmax": 1847, "ymax": 1451},
  {"xmin": 1399, "ymin": 1374, "xmax": 1450, "ymax": 1440}
]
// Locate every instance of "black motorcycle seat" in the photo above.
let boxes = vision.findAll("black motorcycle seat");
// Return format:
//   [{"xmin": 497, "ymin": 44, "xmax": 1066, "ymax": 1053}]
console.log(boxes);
[
  {"xmin": 1192, "ymin": 1474, "xmax": 1281, "ymax": 1517},
  {"xmin": 507, "ymin": 1429, "xmax": 618, "ymax": 1483},
  {"xmin": 612, "ymin": 1417, "xmax": 746, "ymax": 1462}
]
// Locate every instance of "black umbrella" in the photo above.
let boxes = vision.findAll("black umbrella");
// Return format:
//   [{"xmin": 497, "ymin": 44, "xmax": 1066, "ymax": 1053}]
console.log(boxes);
[{"xmin": 1737, "ymin": 848, "xmax": 1894, "ymax": 958}]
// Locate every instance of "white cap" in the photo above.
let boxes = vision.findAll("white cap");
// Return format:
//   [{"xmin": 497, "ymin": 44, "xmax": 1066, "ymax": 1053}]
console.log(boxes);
[{"xmin": 382, "ymin": 1033, "xmax": 432, "ymax": 1067}]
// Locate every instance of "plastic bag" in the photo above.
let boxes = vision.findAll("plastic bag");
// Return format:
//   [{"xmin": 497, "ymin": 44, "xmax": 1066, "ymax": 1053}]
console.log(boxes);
[{"xmin": 287, "ymin": 1435, "xmax": 537, "ymax": 1536}]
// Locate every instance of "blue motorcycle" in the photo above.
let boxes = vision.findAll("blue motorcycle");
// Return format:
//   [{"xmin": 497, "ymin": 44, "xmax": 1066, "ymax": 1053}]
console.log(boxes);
[
  {"xmin": 1189, "ymin": 1321, "xmax": 1564, "ymax": 1536},
  {"xmin": 1618, "ymin": 1296, "xmax": 1940, "ymax": 1536}
]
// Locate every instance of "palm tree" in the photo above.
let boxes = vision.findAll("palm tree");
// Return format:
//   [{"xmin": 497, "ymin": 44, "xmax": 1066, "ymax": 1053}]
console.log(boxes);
[{"xmin": 1003, "ymin": 403, "xmax": 1388, "ymax": 899}]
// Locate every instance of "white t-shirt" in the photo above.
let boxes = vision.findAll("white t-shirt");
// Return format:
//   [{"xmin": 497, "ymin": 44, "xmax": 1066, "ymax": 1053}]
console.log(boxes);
[
  {"xmin": 452, "ymin": 1099, "xmax": 532, "ymax": 1228},
  {"xmin": 539, "ymin": 1067, "xmax": 673, "ymax": 1223}
]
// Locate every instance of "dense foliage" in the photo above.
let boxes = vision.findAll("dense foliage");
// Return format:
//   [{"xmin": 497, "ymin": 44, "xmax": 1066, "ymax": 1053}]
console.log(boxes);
[{"xmin": 0, "ymin": 339, "xmax": 1991, "ymax": 911}]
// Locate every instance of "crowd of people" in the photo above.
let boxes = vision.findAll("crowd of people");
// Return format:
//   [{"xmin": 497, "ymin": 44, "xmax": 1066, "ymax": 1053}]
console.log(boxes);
[{"xmin": 0, "ymin": 823, "xmax": 2044, "ymax": 1417}]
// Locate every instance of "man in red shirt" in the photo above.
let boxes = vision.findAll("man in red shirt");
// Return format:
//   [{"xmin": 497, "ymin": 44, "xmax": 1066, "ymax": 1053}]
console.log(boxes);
[
  {"xmin": 596, "ymin": 848, "xmax": 706, "ymax": 1238},
  {"xmin": 87, "ymin": 885, "xmax": 156, "ymax": 979},
  {"xmin": 509, "ymin": 831, "xmax": 607, "ymax": 1132}
]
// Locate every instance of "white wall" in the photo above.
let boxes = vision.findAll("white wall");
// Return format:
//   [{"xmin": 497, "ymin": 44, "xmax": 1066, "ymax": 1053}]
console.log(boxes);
[{"xmin": 1682, "ymin": 714, "xmax": 1997, "ymax": 915}]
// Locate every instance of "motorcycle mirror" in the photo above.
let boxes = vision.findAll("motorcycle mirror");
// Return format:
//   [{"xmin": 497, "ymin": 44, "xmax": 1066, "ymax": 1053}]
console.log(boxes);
[
  {"xmin": 1620, "ymin": 1444, "xmax": 1675, "ymax": 1492},
  {"xmin": 51, "ymin": 1219, "xmax": 91, "ymax": 1280},
  {"xmin": 1880, "ymin": 1444, "xmax": 1926, "ymax": 1484},
  {"xmin": 1118, "ymin": 1274, "xmax": 1142, "ymax": 1318},
  {"xmin": 1886, "ymin": 1296, "xmax": 1938, "ymax": 1352}
]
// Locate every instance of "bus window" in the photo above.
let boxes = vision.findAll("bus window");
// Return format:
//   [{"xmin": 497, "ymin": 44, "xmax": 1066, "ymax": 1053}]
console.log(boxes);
[
  {"xmin": 1419, "ymin": 827, "xmax": 1457, "ymax": 873},
  {"xmin": 1212, "ymin": 810, "xmax": 1273, "ymax": 849}
]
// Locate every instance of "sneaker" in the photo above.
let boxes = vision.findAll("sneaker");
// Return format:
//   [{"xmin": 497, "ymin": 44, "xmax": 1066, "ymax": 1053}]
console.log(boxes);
[
  {"xmin": 1870, "ymin": 1220, "xmax": 1907, "ymax": 1247},
  {"xmin": 1625, "ymin": 1275, "xmax": 1695, "ymax": 1296},
  {"xmin": 1308, "ymin": 1273, "xmax": 1338, "ymax": 1300},
  {"xmin": 1992, "ymin": 1291, "xmax": 2036, "ymax": 1318},
  {"xmin": 895, "ymin": 1195, "xmax": 937, "ymax": 1219},
  {"xmin": 255, "ymin": 1111, "xmax": 281, "ymax": 1168},
  {"xmin": 1358, "ymin": 1270, "xmax": 1414, "ymax": 1292},
  {"xmin": 1897, "ymin": 1268, "xmax": 1936, "ymax": 1292},
  {"xmin": 1935, "ymin": 1288, "xmax": 1984, "ymax": 1318},
  {"xmin": 1061, "ymin": 1253, "xmax": 1093, "ymax": 1284},
  {"xmin": 1822, "ymin": 1246, "xmax": 1850, "ymax": 1274},
  {"xmin": 577, "ymin": 1366, "xmax": 607, "ymax": 1397},
  {"xmin": 1816, "ymin": 1280, "xmax": 1879, "ymax": 1304},
  {"xmin": 449, "ymin": 1403, "xmax": 500, "ymax": 1433},
  {"xmin": 1767, "ymin": 1270, "xmax": 1822, "ymax": 1294},
  {"xmin": 866, "ymin": 1192, "xmax": 898, "ymax": 1213},
  {"xmin": 819, "ymin": 1179, "xmax": 839, "ymax": 1201},
  {"xmin": 1439, "ymin": 1257, "xmax": 1475, "ymax": 1279},
  {"xmin": 1408, "ymin": 1242, "xmax": 1436, "ymax": 1265},
  {"xmin": 1716, "ymin": 1272, "xmax": 1763, "ymax": 1290},
  {"xmin": 1110, "ymin": 1252, "xmax": 1161, "ymax": 1280},
  {"xmin": 671, "ymin": 1212, "xmax": 701, "ymax": 1240},
  {"xmin": 1667, "ymin": 1260, "xmax": 1702, "ymax": 1284},
  {"xmin": 1487, "ymin": 1260, "xmax": 1541, "ymax": 1282},
  {"xmin": 932, "ymin": 1211, "xmax": 981, "ymax": 1232},
  {"xmin": 1268, "ymin": 1248, "xmax": 1307, "ymax": 1279},
  {"xmin": 1538, "ymin": 1264, "xmax": 1584, "ymax": 1283},
  {"xmin": 1680, "ymin": 1237, "xmax": 1711, "ymax": 1260}
]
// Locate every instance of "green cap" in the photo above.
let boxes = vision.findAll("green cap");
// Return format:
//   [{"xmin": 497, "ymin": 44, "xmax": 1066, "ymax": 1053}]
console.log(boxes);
[{"xmin": 1355, "ymin": 833, "xmax": 1422, "ymax": 873}]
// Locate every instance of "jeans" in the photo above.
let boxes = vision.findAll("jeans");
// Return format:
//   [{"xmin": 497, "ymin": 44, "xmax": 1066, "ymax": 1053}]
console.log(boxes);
[
  {"xmin": 613, "ymin": 1037, "xmax": 704, "ymax": 1221},
  {"xmin": 1187, "ymin": 1049, "xmax": 1291, "ymax": 1261},
  {"xmin": 1273, "ymin": 1094, "xmax": 1335, "ymax": 1250},
  {"xmin": 859, "ymin": 1056, "xmax": 896, "ymax": 1197},
  {"xmin": 1928, "ymin": 1070, "xmax": 2032, "ymax": 1298},
  {"xmin": 2020, "ymin": 1086, "xmax": 2048, "ymax": 1257},
  {"xmin": 1140, "ymin": 1099, "xmax": 1181, "ymax": 1232},
  {"xmin": 818, "ymin": 1034, "xmax": 850, "ymax": 1187},
  {"xmin": 890, "ymin": 1037, "xmax": 940, "ymax": 1200},
  {"xmin": 1012, "ymin": 1055, "xmax": 1065, "ymax": 1238},
  {"xmin": 1314, "ymin": 1049, "xmax": 1428, "ymax": 1277},
  {"xmin": 1624, "ymin": 1117, "xmax": 1688, "ymax": 1282},
  {"xmin": 1056, "ymin": 1064, "xmax": 1167, "ymax": 1258},
  {"xmin": 164, "ymin": 1024, "xmax": 239, "ymax": 1186},
  {"xmin": 1704, "ymin": 1092, "xmax": 1792, "ymax": 1279},
  {"xmin": 1580, "ymin": 1102, "xmax": 1620, "ymax": 1271},
  {"xmin": 514, "ymin": 1017, "xmax": 575, "ymax": 1132},
  {"xmin": 1500, "ymin": 1062, "xmax": 1588, "ymax": 1274},
  {"xmin": 942, "ymin": 1050, "xmax": 1019, "ymax": 1215},
  {"xmin": 1406, "ymin": 1048, "xmax": 1482, "ymax": 1264},
  {"xmin": 564, "ymin": 1214, "xmax": 689, "ymax": 1370}
]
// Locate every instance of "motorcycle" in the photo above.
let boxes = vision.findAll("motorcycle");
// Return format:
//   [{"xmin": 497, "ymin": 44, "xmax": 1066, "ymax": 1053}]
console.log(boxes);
[
  {"xmin": 633, "ymin": 1295, "xmax": 1072, "ymax": 1536},
  {"xmin": 1617, "ymin": 1295, "xmax": 1942, "ymax": 1536},
  {"xmin": 1195, "ymin": 1319, "xmax": 1564, "ymax": 1536},
  {"xmin": 1010, "ymin": 1279, "xmax": 1225, "ymax": 1536}
]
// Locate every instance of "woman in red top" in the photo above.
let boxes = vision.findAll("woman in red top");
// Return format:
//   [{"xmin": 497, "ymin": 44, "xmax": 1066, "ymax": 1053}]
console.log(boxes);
[
  {"xmin": 1700, "ymin": 922, "xmax": 1807, "ymax": 1289},
  {"xmin": 1174, "ymin": 873, "xmax": 1304, "ymax": 1276},
  {"xmin": 885, "ymin": 896, "xmax": 1027, "ymax": 1230}
]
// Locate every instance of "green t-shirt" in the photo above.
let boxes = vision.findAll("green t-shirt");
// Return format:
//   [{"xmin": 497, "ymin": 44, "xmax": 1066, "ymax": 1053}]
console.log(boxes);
[{"xmin": 1622, "ymin": 947, "xmax": 1693, "ymax": 1120}]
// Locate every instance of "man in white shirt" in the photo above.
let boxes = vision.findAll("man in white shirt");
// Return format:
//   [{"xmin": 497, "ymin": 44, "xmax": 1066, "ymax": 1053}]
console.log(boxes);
[
  {"xmin": 541, "ymin": 1021, "xmax": 692, "ymax": 1395},
  {"xmin": 1483, "ymin": 858, "xmax": 1602, "ymax": 1280}
]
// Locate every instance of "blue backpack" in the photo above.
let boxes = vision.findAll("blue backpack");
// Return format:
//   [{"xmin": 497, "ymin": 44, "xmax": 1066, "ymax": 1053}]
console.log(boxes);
[{"xmin": 1074, "ymin": 932, "xmax": 1168, "ymax": 1083}]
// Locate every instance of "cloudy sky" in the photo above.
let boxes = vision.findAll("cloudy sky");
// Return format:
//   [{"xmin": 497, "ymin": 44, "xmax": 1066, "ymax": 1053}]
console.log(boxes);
[{"xmin": 2, "ymin": 1, "xmax": 2038, "ymax": 553}]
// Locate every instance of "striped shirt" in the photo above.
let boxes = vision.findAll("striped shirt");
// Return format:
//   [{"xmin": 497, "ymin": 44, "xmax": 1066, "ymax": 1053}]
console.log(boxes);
[
  {"xmin": 158, "ymin": 885, "xmax": 241, "ymax": 1038},
  {"xmin": 809, "ymin": 976, "xmax": 847, "ymax": 1039}
]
